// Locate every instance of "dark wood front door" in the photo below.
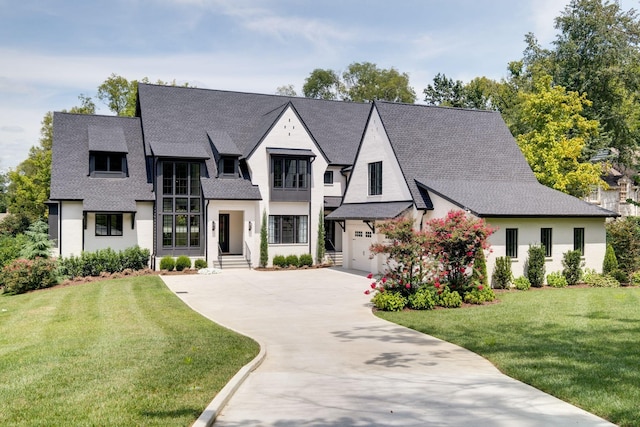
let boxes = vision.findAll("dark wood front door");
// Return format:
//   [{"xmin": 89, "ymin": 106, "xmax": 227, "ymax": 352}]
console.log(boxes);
[{"xmin": 219, "ymin": 214, "xmax": 230, "ymax": 253}]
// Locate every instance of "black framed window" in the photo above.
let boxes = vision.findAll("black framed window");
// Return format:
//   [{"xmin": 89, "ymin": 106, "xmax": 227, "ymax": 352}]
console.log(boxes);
[
  {"xmin": 368, "ymin": 161, "xmax": 382, "ymax": 195},
  {"xmin": 574, "ymin": 228, "xmax": 585, "ymax": 255},
  {"xmin": 268, "ymin": 215, "xmax": 308, "ymax": 244},
  {"xmin": 541, "ymin": 228, "xmax": 553, "ymax": 257},
  {"xmin": 506, "ymin": 228, "xmax": 518, "ymax": 258},
  {"xmin": 160, "ymin": 161, "xmax": 202, "ymax": 253},
  {"xmin": 272, "ymin": 157, "xmax": 309, "ymax": 189},
  {"xmin": 324, "ymin": 171, "xmax": 334, "ymax": 184},
  {"xmin": 95, "ymin": 214, "xmax": 123, "ymax": 236},
  {"xmin": 220, "ymin": 157, "xmax": 237, "ymax": 176},
  {"xmin": 90, "ymin": 152, "xmax": 126, "ymax": 177}
]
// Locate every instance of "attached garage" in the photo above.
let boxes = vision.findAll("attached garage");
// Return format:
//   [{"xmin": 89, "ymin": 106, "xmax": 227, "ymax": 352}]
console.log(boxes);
[{"xmin": 350, "ymin": 227, "xmax": 374, "ymax": 272}]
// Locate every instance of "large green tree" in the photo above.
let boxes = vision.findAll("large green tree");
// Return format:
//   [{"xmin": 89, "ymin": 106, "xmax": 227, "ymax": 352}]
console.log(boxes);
[
  {"xmin": 515, "ymin": 75, "xmax": 604, "ymax": 197},
  {"xmin": 303, "ymin": 62, "xmax": 416, "ymax": 103}
]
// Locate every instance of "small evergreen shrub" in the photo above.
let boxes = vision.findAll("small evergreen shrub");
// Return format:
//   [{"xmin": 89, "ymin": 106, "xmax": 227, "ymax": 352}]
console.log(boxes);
[
  {"xmin": 463, "ymin": 286, "xmax": 496, "ymax": 304},
  {"xmin": 260, "ymin": 210, "xmax": 269, "ymax": 268},
  {"xmin": 121, "ymin": 246, "xmax": 150, "ymax": 270},
  {"xmin": 492, "ymin": 256, "xmax": 512, "ymax": 289},
  {"xmin": 272, "ymin": 255, "xmax": 286, "ymax": 268},
  {"xmin": 285, "ymin": 254, "xmax": 299, "ymax": 267},
  {"xmin": 58, "ymin": 246, "xmax": 150, "ymax": 278},
  {"xmin": 562, "ymin": 250, "xmax": 583, "ymax": 285},
  {"xmin": 472, "ymin": 249, "xmax": 489, "ymax": 287},
  {"xmin": 526, "ymin": 245, "xmax": 546, "ymax": 287},
  {"xmin": 299, "ymin": 254, "xmax": 313, "ymax": 267},
  {"xmin": 371, "ymin": 291, "xmax": 407, "ymax": 311},
  {"xmin": 602, "ymin": 244, "xmax": 618, "ymax": 274},
  {"xmin": 407, "ymin": 286, "xmax": 436, "ymax": 310},
  {"xmin": 546, "ymin": 271, "xmax": 567, "ymax": 288},
  {"xmin": 19, "ymin": 220, "xmax": 53, "ymax": 259},
  {"xmin": 514, "ymin": 276, "xmax": 531, "ymax": 290},
  {"xmin": 160, "ymin": 256, "xmax": 175, "ymax": 271},
  {"xmin": 194, "ymin": 259, "xmax": 207, "ymax": 269},
  {"xmin": 610, "ymin": 269, "xmax": 628, "ymax": 284},
  {"xmin": 1, "ymin": 257, "xmax": 58, "ymax": 295},
  {"xmin": 175, "ymin": 256, "xmax": 191, "ymax": 271},
  {"xmin": 436, "ymin": 287, "xmax": 462, "ymax": 308}
]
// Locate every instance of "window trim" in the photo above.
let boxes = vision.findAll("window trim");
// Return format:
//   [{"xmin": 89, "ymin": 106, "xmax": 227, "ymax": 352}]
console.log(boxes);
[
  {"xmin": 541, "ymin": 228, "xmax": 553, "ymax": 258},
  {"xmin": 268, "ymin": 215, "xmax": 308, "ymax": 244},
  {"xmin": 95, "ymin": 213, "xmax": 123, "ymax": 237},
  {"xmin": 324, "ymin": 170, "xmax": 334, "ymax": 185},
  {"xmin": 90, "ymin": 151, "xmax": 127, "ymax": 178},
  {"xmin": 270, "ymin": 156, "xmax": 311, "ymax": 202},
  {"xmin": 368, "ymin": 161, "xmax": 382, "ymax": 196},
  {"xmin": 506, "ymin": 228, "xmax": 518, "ymax": 258},
  {"xmin": 574, "ymin": 227, "xmax": 585, "ymax": 255}
]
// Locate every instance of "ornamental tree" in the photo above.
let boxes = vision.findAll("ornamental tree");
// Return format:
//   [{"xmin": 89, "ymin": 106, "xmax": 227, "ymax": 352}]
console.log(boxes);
[{"xmin": 422, "ymin": 210, "xmax": 496, "ymax": 294}]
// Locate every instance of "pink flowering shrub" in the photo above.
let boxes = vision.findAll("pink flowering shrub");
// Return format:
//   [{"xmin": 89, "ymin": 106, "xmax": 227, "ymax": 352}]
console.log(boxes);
[{"xmin": 365, "ymin": 210, "xmax": 496, "ymax": 310}]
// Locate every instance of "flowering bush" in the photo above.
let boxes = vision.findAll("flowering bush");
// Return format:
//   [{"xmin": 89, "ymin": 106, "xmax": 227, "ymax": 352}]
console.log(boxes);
[
  {"xmin": 365, "ymin": 211, "xmax": 497, "ymax": 310},
  {"xmin": 1, "ymin": 257, "xmax": 59, "ymax": 295}
]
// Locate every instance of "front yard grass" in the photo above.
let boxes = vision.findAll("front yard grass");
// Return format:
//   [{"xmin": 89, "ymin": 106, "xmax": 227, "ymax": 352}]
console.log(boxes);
[
  {"xmin": 377, "ymin": 287, "xmax": 640, "ymax": 427},
  {"xmin": 0, "ymin": 276, "xmax": 259, "ymax": 426}
]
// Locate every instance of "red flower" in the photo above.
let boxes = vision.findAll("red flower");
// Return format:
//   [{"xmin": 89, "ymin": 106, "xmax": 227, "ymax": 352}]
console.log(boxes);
[
  {"xmin": 370, "ymin": 282, "xmax": 376, "ymax": 289},
  {"xmin": 434, "ymin": 283, "xmax": 440, "ymax": 288},
  {"xmin": 405, "ymin": 283, "xmax": 411, "ymax": 289},
  {"xmin": 381, "ymin": 277, "xmax": 387, "ymax": 284},
  {"xmin": 466, "ymin": 251, "xmax": 473, "ymax": 257},
  {"xmin": 364, "ymin": 290, "xmax": 370, "ymax": 295},
  {"xmin": 478, "ymin": 285, "xmax": 484, "ymax": 290},
  {"xmin": 367, "ymin": 273, "xmax": 373, "ymax": 279}
]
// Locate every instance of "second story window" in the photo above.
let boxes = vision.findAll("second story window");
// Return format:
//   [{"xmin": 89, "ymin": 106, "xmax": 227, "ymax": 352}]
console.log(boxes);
[
  {"xmin": 368, "ymin": 161, "xmax": 382, "ymax": 195},
  {"xmin": 272, "ymin": 157, "xmax": 309, "ymax": 189},
  {"xmin": 219, "ymin": 156, "xmax": 237, "ymax": 177},
  {"xmin": 324, "ymin": 171, "xmax": 334, "ymax": 185},
  {"xmin": 90, "ymin": 152, "xmax": 126, "ymax": 177}
]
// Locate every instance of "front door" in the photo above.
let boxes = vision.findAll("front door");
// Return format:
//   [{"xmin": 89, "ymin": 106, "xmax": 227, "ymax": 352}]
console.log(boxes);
[
  {"xmin": 219, "ymin": 214, "xmax": 230, "ymax": 253},
  {"xmin": 325, "ymin": 220, "xmax": 335, "ymax": 250}
]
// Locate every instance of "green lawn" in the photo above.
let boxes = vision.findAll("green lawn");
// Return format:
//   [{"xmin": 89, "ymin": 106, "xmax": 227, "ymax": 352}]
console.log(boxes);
[
  {"xmin": 377, "ymin": 287, "xmax": 640, "ymax": 427},
  {"xmin": 0, "ymin": 276, "xmax": 259, "ymax": 426}
]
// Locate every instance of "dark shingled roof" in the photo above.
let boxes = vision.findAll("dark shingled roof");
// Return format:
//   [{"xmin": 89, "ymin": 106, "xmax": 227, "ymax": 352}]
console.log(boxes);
[
  {"xmin": 326, "ymin": 201, "xmax": 413, "ymax": 220},
  {"xmin": 88, "ymin": 125, "xmax": 128, "ymax": 153},
  {"xmin": 51, "ymin": 113, "xmax": 154, "ymax": 211},
  {"xmin": 207, "ymin": 129, "xmax": 241, "ymax": 156},
  {"xmin": 374, "ymin": 102, "xmax": 617, "ymax": 218},
  {"xmin": 324, "ymin": 196, "xmax": 343, "ymax": 209},
  {"xmin": 137, "ymin": 84, "xmax": 370, "ymax": 166}
]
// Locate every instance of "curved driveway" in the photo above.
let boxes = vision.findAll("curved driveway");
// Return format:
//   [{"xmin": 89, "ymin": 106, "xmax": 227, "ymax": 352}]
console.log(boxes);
[{"xmin": 162, "ymin": 268, "xmax": 613, "ymax": 427}]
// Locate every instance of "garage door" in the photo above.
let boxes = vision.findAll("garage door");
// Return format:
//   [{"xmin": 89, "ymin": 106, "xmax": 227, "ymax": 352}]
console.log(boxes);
[{"xmin": 351, "ymin": 229, "xmax": 373, "ymax": 272}]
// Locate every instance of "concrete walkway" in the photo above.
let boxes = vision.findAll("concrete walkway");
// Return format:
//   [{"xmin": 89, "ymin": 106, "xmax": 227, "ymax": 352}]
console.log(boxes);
[{"xmin": 162, "ymin": 268, "xmax": 614, "ymax": 427}]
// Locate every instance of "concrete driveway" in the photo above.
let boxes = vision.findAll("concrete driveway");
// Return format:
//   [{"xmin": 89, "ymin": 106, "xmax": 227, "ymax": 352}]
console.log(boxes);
[{"xmin": 161, "ymin": 268, "xmax": 614, "ymax": 427}]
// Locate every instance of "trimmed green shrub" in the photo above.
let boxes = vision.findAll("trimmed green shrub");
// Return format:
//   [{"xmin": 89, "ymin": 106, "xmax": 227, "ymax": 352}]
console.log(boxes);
[
  {"xmin": 492, "ymin": 256, "xmax": 512, "ymax": 289},
  {"xmin": 472, "ymin": 249, "xmax": 489, "ymax": 287},
  {"xmin": 299, "ymin": 254, "xmax": 313, "ymax": 267},
  {"xmin": 175, "ymin": 256, "xmax": 191, "ymax": 271},
  {"xmin": 610, "ymin": 269, "xmax": 628, "ymax": 284},
  {"xmin": 547, "ymin": 271, "xmax": 567, "ymax": 288},
  {"xmin": 583, "ymin": 269, "xmax": 620, "ymax": 287},
  {"xmin": 602, "ymin": 244, "xmax": 618, "ymax": 275},
  {"xmin": 58, "ymin": 246, "xmax": 150, "ymax": 278},
  {"xmin": 407, "ymin": 286, "xmax": 436, "ymax": 310},
  {"xmin": 272, "ymin": 255, "xmax": 286, "ymax": 268},
  {"xmin": 260, "ymin": 210, "xmax": 268, "ymax": 268},
  {"xmin": 285, "ymin": 254, "xmax": 299, "ymax": 267},
  {"xmin": 526, "ymin": 245, "xmax": 546, "ymax": 287},
  {"xmin": 562, "ymin": 250, "xmax": 583, "ymax": 286},
  {"xmin": 514, "ymin": 276, "xmax": 531, "ymax": 290},
  {"xmin": 463, "ymin": 287, "xmax": 496, "ymax": 304},
  {"xmin": 121, "ymin": 246, "xmax": 150, "ymax": 271},
  {"xmin": 194, "ymin": 259, "xmax": 207, "ymax": 269},
  {"xmin": 371, "ymin": 291, "xmax": 407, "ymax": 311},
  {"xmin": 160, "ymin": 256, "xmax": 175, "ymax": 271},
  {"xmin": 436, "ymin": 287, "xmax": 462, "ymax": 308},
  {"xmin": 1, "ymin": 257, "xmax": 58, "ymax": 295},
  {"xmin": 316, "ymin": 209, "xmax": 325, "ymax": 265}
]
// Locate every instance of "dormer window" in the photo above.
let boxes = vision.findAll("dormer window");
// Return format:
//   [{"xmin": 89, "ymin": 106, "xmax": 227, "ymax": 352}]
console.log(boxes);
[
  {"xmin": 219, "ymin": 156, "xmax": 238, "ymax": 177},
  {"xmin": 90, "ymin": 152, "xmax": 127, "ymax": 177}
]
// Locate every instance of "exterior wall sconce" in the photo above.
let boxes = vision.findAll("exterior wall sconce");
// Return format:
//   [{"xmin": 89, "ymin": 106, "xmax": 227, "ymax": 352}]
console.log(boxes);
[
  {"xmin": 248, "ymin": 221, "xmax": 252, "ymax": 231},
  {"xmin": 211, "ymin": 221, "xmax": 216, "ymax": 232}
]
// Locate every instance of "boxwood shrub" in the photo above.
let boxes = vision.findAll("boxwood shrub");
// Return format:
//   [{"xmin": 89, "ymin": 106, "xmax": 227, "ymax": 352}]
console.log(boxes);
[
  {"xmin": 160, "ymin": 256, "xmax": 176, "ymax": 271},
  {"xmin": 175, "ymin": 256, "xmax": 191, "ymax": 271}
]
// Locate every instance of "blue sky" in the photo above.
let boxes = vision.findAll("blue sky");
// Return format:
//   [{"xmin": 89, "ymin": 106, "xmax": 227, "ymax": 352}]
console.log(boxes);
[{"xmin": 1, "ymin": 0, "xmax": 636, "ymax": 170}]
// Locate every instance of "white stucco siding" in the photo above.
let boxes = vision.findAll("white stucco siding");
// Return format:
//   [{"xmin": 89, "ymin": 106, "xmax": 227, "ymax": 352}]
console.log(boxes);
[
  {"xmin": 84, "ymin": 213, "xmax": 135, "ymax": 253},
  {"xmin": 135, "ymin": 202, "xmax": 154, "ymax": 253},
  {"xmin": 486, "ymin": 217, "xmax": 607, "ymax": 279},
  {"xmin": 246, "ymin": 105, "xmax": 328, "ymax": 267},
  {"xmin": 323, "ymin": 165, "xmax": 347, "ymax": 198},
  {"xmin": 59, "ymin": 201, "xmax": 84, "ymax": 257},
  {"xmin": 423, "ymin": 192, "xmax": 463, "ymax": 220},
  {"xmin": 208, "ymin": 200, "xmax": 259, "ymax": 265},
  {"xmin": 343, "ymin": 107, "xmax": 411, "ymax": 204}
]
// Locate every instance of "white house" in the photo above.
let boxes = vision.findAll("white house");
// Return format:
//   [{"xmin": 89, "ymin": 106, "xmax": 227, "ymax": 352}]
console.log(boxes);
[{"xmin": 49, "ymin": 84, "xmax": 617, "ymax": 279}]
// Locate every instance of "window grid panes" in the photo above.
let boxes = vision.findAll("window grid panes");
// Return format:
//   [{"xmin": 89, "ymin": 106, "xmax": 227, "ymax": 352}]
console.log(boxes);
[
  {"xmin": 541, "ymin": 228, "xmax": 553, "ymax": 257},
  {"xmin": 574, "ymin": 228, "xmax": 585, "ymax": 255},
  {"xmin": 324, "ymin": 171, "xmax": 333, "ymax": 184},
  {"xmin": 368, "ymin": 161, "xmax": 382, "ymax": 195},
  {"xmin": 268, "ymin": 215, "xmax": 308, "ymax": 244},
  {"xmin": 272, "ymin": 157, "xmax": 309, "ymax": 189},
  {"xmin": 161, "ymin": 161, "xmax": 202, "ymax": 250},
  {"xmin": 95, "ymin": 214, "xmax": 123, "ymax": 236},
  {"xmin": 506, "ymin": 228, "xmax": 518, "ymax": 258}
]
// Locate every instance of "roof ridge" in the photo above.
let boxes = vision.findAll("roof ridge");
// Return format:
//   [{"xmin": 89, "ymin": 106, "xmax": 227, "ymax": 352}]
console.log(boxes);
[
  {"xmin": 54, "ymin": 111, "xmax": 140, "ymax": 120},
  {"xmin": 375, "ymin": 100, "xmax": 499, "ymax": 114}
]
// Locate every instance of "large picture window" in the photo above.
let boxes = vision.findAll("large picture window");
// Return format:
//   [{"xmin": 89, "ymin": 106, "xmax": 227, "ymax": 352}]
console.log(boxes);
[
  {"xmin": 506, "ymin": 228, "xmax": 518, "ymax": 258},
  {"xmin": 368, "ymin": 161, "xmax": 382, "ymax": 195},
  {"xmin": 268, "ymin": 215, "xmax": 308, "ymax": 244},
  {"xmin": 95, "ymin": 214, "xmax": 123, "ymax": 236},
  {"xmin": 272, "ymin": 157, "xmax": 309, "ymax": 189},
  {"xmin": 160, "ymin": 161, "xmax": 202, "ymax": 253}
]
